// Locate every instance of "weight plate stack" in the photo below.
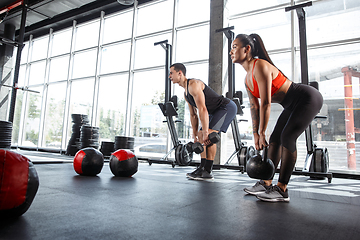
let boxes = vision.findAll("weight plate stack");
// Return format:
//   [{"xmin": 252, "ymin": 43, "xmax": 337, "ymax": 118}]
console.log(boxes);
[
  {"xmin": 175, "ymin": 144, "xmax": 193, "ymax": 166},
  {"xmin": 71, "ymin": 114, "xmax": 89, "ymax": 124},
  {"xmin": 100, "ymin": 141, "xmax": 115, "ymax": 158},
  {"xmin": 79, "ymin": 125, "xmax": 100, "ymax": 149},
  {"xmin": 309, "ymin": 148, "xmax": 330, "ymax": 180},
  {"xmin": 66, "ymin": 114, "xmax": 89, "ymax": 156},
  {"xmin": 0, "ymin": 121, "xmax": 13, "ymax": 149},
  {"xmin": 114, "ymin": 136, "xmax": 134, "ymax": 152}
]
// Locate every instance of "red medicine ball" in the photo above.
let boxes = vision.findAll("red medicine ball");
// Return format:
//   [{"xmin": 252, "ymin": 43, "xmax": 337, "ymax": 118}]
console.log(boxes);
[
  {"xmin": 73, "ymin": 147, "xmax": 104, "ymax": 176},
  {"xmin": 109, "ymin": 149, "xmax": 138, "ymax": 177},
  {"xmin": 0, "ymin": 150, "xmax": 39, "ymax": 220}
]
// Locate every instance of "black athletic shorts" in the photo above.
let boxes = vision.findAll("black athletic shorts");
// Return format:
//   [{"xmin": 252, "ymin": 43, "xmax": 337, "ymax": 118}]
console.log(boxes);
[{"xmin": 204, "ymin": 99, "xmax": 237, "ymax": 133}]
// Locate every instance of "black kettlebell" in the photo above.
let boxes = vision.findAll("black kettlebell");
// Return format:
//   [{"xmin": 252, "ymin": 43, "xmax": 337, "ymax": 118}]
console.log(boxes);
[{"xmin": 246, "ymin": 146, "xmax": 275, "ymax": 180}]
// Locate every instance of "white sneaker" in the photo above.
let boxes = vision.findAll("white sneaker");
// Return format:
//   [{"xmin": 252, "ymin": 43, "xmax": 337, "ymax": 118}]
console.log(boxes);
[
  {"xmin": 244, "ymin": 180, "xmax": 272, "ymax": 195},
  {"xmin": 256, "ymin": 185, "xmax": 290, "ymax": 202}
]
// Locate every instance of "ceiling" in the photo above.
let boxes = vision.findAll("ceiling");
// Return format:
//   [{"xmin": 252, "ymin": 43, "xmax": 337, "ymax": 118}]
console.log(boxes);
[{"xmin": 0, "ymin": 0, "xmax": 150, "ymax": 42}]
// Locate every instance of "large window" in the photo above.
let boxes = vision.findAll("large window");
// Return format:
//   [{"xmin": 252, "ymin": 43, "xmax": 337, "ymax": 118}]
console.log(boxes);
[
  {"xmin": 41, "ymin": 83, "xmax": 67, "ymax": 148},
  {"xmin": 100, "ymin": 42, "xmax": 132, "ymax": 74},
  {"xmin": 177, "ymin": 0, "xmax": 210, "ymax": 26},
  {"xmin": 227, "ymin": 0, "xmax": 289, "ymax": 16},
  {"xmin": 68, "ymin": 79, "xmax": 94, "ymax": 120},
  {"xmin": 31, "ymin": 37, "xmax": 48, "ymax": 62},
  {"xmin": 74, "ymin": 21, "xmax": 100, "ymax": 51},
  {"xmin": 96, "ymin": 75, "xmax": 128, "ymax": 141},
  {"xmin": 48, "ymin": 56, "xmax": 70, "ymax": 82},
  {"xmin": 103, "ymin": 11, "xmax": 133, "ymax": 44},
  {"xmin": 51, "ymin": 29, "xmax": 72, "ymax": 57},
  {"xmin": 28, "ymin": 61, "xmax": 46, "ymax": 85},
  {"xmin": 230, "ymin": 8, "xmax": 292, "ymax": 51},
  {"xmin": 9, "ymin": 0, "xmax": 360, "ymax": 174},
  {"xmin": 175, "ymin": 25, "xmax": 209, "ymax": 63},
  {"xmin": 22, "ymin": 86, "xmax": 42, "ymax": 147},
  {"xmin": 229, "ymin": 0, "xmax": 360, "ymax": 171},
  {"xmin": 134, "ymin": 33, "xmax": 172, "ymax": 69},
  {"xmin": 299, "ymin": 0, "xmax": 360, "ymax": 45},
  {"xmin": 131, "ymin": 69, "xmax": 166, "ymax": 137},
  {"xmin": 136, "ymin": 0, "xmax": 174, "ymax": 36},
  {"xmin": 72, "ymin": 50, "xmax": 97, "ymax": 79}
]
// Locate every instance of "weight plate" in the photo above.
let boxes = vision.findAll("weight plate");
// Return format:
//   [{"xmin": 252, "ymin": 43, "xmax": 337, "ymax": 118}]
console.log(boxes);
[
  {"xmin": 180, "ymin": 144, "xmax": 193, "ymax": 166},
  {"xmin": 238, "ymin": 147, "xmax": 247, "ymax": 167},
  {"xmin": 238, "ymin": 146, "xmax": 255, "ymax": 169},
  {"xmin": 314, "ymin": 148, "xmax": 322, "ymax": 172},
  {"xmin": 175, "ymin": 144, "xmax": 193, "ymax": 166},
  {"xmin": 175, "ymin": 144, "xmax": 183, "ymax": 165},
  {"xmin": 309, "ymin": 148, "xmax": 329, "ymax": 180}
]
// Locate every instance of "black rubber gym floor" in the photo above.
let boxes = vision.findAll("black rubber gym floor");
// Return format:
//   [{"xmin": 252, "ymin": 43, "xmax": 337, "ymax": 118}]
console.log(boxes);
[{"xmin": 1, "ymin": 150, "xmax": 360, "ymax": 240}]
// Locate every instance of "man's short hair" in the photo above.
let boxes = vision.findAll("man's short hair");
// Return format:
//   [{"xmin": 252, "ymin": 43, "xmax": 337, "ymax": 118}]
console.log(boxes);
[{"xmin": 170, "ymin": 63, "xmax": 186, "ymax": 76}]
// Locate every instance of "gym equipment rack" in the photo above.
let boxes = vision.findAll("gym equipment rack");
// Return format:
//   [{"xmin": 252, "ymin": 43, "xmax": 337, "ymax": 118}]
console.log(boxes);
[
  {"xmin": 285, "ymin": 1, "xmax": 332, "ymax": 183},
  {"xmin": 215, "ymin": 26, "xmax": 255, "ymax": 173},
  {"xmin": 147, "ymin": 40, "xmax": 192, "ymax": 167}
]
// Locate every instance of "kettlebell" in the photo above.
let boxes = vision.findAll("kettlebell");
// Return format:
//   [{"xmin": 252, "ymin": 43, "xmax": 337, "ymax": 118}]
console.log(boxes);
[{"xmin": 246, "ymin": 146, "xmax": 275, "ymax": 180}]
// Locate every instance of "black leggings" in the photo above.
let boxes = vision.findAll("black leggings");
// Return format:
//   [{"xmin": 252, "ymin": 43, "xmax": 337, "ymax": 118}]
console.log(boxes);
[{"xmin": 268, "ymin": 82, "xmax": 323, "ymax": 184}]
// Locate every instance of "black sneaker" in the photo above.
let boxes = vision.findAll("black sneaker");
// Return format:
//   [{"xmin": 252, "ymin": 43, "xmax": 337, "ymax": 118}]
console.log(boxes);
[
  {"xmin": 187, "ymin": 167, "xmax": 214, "ymax": 181},
  {"xmin": 244, "ymin": 180, "xmax": 272, "ymax": 195},
  {"xmin": 186, "ymin": 167, "xmax": 203, "ymax": 178},
  {"xmin": 256, "ymin": 185, "xmax": 290, "ymax": 202}
]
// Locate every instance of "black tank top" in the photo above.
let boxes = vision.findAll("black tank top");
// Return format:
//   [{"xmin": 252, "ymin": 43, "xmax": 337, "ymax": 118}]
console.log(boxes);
[{"xmin": 184, "ymin": 78, "xmax": 230, "ymax": 114}]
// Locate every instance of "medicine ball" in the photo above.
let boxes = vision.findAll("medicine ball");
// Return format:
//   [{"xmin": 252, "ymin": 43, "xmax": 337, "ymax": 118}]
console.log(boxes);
[
  {"xmin": 73, "ymin": 147, "xmax": 104, "ymax": 176},
  {"xmin": 0, "ymin": 150, "xmax": 39, "ymax": 220},
  {"xmin": 109, "ymin": 149, "xmax": 138, "ymax": 177}
]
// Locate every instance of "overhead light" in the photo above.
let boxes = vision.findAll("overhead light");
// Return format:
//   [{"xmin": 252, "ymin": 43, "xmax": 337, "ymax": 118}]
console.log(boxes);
[{"xmin": 117, "ymin": 0, "xmax": 134, "ymax": 5}]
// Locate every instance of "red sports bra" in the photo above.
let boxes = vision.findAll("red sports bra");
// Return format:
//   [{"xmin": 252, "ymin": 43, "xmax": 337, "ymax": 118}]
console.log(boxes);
[{"xmin": 247, "ymin": 59, "xmax": 287, "ymax": 98}]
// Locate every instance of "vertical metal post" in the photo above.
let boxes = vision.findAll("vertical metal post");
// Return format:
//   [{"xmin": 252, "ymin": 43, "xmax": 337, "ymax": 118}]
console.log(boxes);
[
  {"xmin": 164, "ymin": 43, "xmax": 178, "ymax": 146},
  {"xmin": 286, "ymin": 2, "xmax": 332, "ymax": 181},
  {"xmin": 297, "ymin": 8, "xmax": 309, "ymax": 86},
  {"xmin": 92, "ymin": 11, "xmax": 105, "ymax": 127},
  {"xmin": 61, "ymin": 20, "xmax": 76, "ymax": 152},
  {"xmin": 165, "ymin": 43, "xmax": 172, "ymax": 103},
  {"xmin": 290, "ymin": 3, "xmax": 314, "ymax": 154},
  {"xmin": 227, "ymin": 30, "xmax": 234, "ymax": 99},
  {"xmin": 341, "ymin": 67, "xmax": 357, "ymax": 170},
  {"xmin": 155, "ymin": 40, "xmax": 179, "ymax": 147},
  {"xmin": 216, "ymin": 27, "xmax": 244, "ymax": 163},
  {"xmin": 8, "ymin": 0, "xmax": 27, "ymax": 123}
]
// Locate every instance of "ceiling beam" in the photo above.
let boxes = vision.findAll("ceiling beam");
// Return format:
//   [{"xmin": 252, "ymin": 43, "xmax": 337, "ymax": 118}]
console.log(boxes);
[{"xmin": 13, "ymin": 0, "xmax": 152, "ymax": 41}]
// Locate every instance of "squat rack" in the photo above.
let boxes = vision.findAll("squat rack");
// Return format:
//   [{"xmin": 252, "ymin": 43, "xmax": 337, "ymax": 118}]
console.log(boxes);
[{"xmin": 0, "ymin": 0, "xmax": 27, "ymax": 123}]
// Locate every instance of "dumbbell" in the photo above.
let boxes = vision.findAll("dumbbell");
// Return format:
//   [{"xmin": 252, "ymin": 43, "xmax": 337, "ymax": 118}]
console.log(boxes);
[{"xmin": 185, "ymin": 132, "xmax": 220, "ymax": 154}]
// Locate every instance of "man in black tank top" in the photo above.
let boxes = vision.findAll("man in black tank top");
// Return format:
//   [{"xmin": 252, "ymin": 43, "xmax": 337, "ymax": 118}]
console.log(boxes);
[{"xmin": 169, "ymin": 63, "xmax": 237, "ymax": 180}]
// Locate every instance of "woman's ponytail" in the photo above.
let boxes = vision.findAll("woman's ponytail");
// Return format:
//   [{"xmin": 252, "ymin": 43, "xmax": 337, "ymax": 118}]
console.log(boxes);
[
  {"xmin": 249, "ymin": 33, "xmax": 274, "ymax": 66},
  {"xmin": 236, "ymin": 33, "xmax": 288, "ymax": 79}
]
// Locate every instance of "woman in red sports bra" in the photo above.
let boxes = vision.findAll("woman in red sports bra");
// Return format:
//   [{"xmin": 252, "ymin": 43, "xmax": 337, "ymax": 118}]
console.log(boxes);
[{"xmin": 230, "ymin": 33, "xmax": 323, "ymax": 202}]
